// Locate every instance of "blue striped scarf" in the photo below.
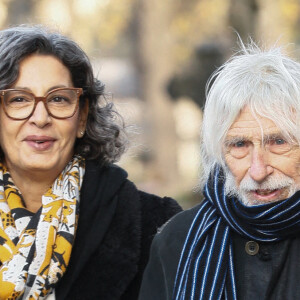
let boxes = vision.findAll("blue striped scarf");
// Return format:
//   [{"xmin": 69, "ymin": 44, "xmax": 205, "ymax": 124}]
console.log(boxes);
[{"xmin": 173, "ymin": 166, "xmax": 300, "ymax": 300}]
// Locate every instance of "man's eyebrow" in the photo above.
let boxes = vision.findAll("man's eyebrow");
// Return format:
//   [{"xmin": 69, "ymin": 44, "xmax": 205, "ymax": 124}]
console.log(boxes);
[
  {"xmin": 263, "ymin": 132, "xmax": 285, "ymax": 140},
  {"xmin": 224, "ymin": 132, "xmax": 288, "ymax": 145},
  {"xmin": 263, "ymin": 132, "xmax": 297, "ymax": 145},
  {"xmin": 223, "ymin": 136, "xmax": 248, "ymax": 146}
]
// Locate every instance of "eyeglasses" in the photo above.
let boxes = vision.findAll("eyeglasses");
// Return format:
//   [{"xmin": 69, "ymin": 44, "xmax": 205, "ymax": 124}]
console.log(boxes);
[{"xmin": 0, "ymin": 87, "xmax": 83, "ymax": 120}]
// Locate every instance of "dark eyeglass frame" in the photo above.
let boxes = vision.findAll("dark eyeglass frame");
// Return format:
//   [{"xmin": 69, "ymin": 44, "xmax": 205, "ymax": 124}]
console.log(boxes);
[{"xmin": 0, "ymin": 87, "xmax": 83, "ymax": 120}]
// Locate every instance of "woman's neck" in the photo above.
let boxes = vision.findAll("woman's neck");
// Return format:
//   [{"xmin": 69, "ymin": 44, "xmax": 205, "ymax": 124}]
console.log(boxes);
[{"xmin": 9, "ymin": 169, "xmax": 56, "ymax": 213}]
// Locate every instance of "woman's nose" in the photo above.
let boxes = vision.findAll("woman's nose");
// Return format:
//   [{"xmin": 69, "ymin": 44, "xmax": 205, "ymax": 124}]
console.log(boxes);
[{"xmin": 28, "ymin": 101, "xmax": 51, "ymax": 127}]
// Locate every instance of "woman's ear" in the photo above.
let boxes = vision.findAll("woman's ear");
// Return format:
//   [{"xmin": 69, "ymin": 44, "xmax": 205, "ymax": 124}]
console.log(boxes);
[{"xmin": 77, "ymin": 99, "xmax": 89, "ymax": 138}]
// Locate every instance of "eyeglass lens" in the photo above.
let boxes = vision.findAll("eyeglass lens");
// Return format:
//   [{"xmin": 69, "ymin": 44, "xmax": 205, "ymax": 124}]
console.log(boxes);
[{"xmin": 2, "ymin": 89, "xmax": 79, "ymax": 119}]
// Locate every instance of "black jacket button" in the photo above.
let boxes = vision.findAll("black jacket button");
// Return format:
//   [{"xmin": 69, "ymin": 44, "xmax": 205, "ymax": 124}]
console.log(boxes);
[{"xmin": 245, "ymin": 241, "xmax": 259, "ymax": 255}]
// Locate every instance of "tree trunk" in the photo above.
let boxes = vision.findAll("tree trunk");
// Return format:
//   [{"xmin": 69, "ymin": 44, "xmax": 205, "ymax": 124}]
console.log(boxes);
[
  {"xmin": 229, "ymin": 0, "xmax": 260, "ymax": 42},
  {"xmin": 132, "ymin": 0, "xmax": 178, "ymax": 185},
  {"xmin": 6, "ymin": 0, "xmax": 36, "ymax": 26}
]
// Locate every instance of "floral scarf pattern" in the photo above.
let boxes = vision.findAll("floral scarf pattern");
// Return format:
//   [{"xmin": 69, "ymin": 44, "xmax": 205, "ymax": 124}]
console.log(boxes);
[{"xmin": 0, "ymin": 155, "xmax": 85, "ymax": 300}]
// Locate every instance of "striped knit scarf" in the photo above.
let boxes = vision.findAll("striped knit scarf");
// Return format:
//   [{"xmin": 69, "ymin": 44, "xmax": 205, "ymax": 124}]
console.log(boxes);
[
  {"xmin": 0, "ymin": 155, "xmax": 85, "ymax": 300},
  {"xmin": 173, "ymin": 166, "xmax": 300, "ymax": 300}
]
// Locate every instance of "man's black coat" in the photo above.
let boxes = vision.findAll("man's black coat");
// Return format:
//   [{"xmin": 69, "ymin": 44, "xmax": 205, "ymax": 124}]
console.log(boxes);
[{"xmin": 139, "ymin": 204, "xmax": 300, "ymax": 300}]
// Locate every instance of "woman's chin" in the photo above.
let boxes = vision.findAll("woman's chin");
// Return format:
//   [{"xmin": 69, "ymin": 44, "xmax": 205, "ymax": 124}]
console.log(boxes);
[{"xmin": 6, "ymin": 153, "xmax": 71, "ymax": 178}]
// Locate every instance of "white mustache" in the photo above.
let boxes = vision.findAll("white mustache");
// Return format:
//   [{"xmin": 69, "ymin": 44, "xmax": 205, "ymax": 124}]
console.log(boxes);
[
  {"xmin": 239, "ymin": 175, "xmax": 294, "ymax": 192},
  {"xmin": 224, "ymin": 169, "xmax": 298, "ymax": 206}
]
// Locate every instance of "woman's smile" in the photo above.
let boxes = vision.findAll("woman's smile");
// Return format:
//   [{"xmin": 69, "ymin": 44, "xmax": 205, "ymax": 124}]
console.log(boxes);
[{"xmin": 23, "ymin": 135, "xmax": 57, "ymax": 151}]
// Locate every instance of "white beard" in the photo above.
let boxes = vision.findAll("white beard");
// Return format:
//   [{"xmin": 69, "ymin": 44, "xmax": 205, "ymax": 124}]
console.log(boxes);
[{"xmin": 224, "ymin": 168, "xmax": 298, "ymax": 206}]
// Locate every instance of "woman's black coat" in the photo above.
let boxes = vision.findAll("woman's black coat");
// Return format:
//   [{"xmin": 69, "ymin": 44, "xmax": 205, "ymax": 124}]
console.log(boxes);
[{"xmin": 55, "ymin": 160, "xmax": 182, "ymax": 300}]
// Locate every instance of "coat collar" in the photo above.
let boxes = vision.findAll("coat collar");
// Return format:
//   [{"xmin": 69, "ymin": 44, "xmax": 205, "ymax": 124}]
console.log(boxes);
[{"xmin": 56, "ymin": 161, "xmax": 142, "ymax": 299}]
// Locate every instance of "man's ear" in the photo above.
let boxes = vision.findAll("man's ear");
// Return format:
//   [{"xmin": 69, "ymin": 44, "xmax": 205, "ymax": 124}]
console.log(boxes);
[{"xmin": 77, "ymin": 99, "xmax": 89, "ymax": 138}]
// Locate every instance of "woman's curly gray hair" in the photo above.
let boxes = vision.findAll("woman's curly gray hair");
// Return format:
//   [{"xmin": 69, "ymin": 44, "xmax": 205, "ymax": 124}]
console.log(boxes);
[{"xmin": 0, "ymin": 25, "xmax": 128, "ymax": 163}]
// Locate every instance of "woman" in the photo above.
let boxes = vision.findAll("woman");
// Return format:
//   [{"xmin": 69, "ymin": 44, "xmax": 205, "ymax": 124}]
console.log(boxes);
[{"xmin": 0, "ymin": 25, "xmax": 181, "ymax": 299}]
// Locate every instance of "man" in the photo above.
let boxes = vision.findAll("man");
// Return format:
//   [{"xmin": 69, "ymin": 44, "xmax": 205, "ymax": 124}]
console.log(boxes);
[{"xmin": 138, "ymin": 44, "xmax": 300, "ymax": 300}]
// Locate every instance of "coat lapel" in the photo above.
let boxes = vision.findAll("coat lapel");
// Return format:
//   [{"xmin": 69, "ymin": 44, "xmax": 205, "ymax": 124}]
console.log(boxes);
[{"xmin": 56, "ymin": 161, "xmax": 140, "ymax": 299}]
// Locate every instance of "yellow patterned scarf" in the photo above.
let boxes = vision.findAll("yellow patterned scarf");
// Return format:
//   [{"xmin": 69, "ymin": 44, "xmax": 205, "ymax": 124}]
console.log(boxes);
[{"xmin": 0, "ymin": 155, "xmax": 85, "ymax": 300}]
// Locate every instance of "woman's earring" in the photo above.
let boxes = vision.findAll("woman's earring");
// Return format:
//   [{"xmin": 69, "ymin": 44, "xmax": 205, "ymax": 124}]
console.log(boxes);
[{"xmin": 80, "ymin": 130, "xmax": 84, "ymax": 136}]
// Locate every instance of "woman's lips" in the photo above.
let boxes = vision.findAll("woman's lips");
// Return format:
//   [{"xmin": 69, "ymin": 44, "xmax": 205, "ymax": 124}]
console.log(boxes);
[{"xmin": 24, "ymin": 135, "xmax": 56, "ymax": 151}]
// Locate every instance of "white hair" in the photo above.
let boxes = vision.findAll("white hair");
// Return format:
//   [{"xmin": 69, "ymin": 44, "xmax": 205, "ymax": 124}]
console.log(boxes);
[{"xmin": 200, "ymin": 42, "xmax": 300, "ymax": 187}]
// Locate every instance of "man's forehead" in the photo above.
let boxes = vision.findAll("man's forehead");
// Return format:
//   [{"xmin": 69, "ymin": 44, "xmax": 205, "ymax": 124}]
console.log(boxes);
[
  {"xmin": 227, "ymin": 106, "xmax": 280, "ymax": 137},
  {"xmin": 226, "ymin": 126, "xmax": 282, "ymax": 138}
]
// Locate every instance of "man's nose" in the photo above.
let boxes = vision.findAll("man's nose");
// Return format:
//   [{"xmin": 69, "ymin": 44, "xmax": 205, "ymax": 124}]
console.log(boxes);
[
  {"xmin": 248, "ymin": 148, "xmax": 274, "ymax": 183},
  {"xmin": 28, "ymin": 101, "xmax": 51, "ymax": 127}
]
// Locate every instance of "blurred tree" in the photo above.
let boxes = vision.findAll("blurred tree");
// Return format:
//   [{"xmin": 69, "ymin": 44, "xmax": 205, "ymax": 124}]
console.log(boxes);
[
  {"xmin": 6, "ymin": 0, "xmax": 36, "ymax": 25},
  {"xmin": 170, "ymin": 0, "xmax": 231, "ymax": 66},
  {"xmin": 131, "ymin": 0, "xmax": 179, "ymax": 184},
  {"xmin": 167, "ymin": 0, "xmax": 261, "ymax": 109},
  {"xmin": 34, "ymin": 0, "xmax": 134, "ymax": 55},
  {"xmin": 167, "ymin": 43, "xmax": 225, "ymax": 108},
  {"xmin": 228, "ymin": 0, "xmax": 260, "ymax": 42},
  {"xmin": 279, "ymin": 0, "xmax": 300, "ymax": 44},
  {"xmin": 3, "ymin": 0, "xmax": 300, "ymax": 199}
]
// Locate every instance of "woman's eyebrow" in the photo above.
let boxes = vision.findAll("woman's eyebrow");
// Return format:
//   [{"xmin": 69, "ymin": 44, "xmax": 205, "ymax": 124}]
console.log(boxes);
[
  {"xmin": 10, "ymin": 85, "xmax": 69, "ymax": 94},
  {"xmin": 11, "ymin": 86, "xmax": 31, "ymax": 91},
  {"xmin": 46, "ymin": 85, "xmax": 68, "ymax": 93}
]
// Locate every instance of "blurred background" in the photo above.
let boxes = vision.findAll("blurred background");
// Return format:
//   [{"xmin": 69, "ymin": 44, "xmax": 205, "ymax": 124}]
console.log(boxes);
[{"xmin": 1, "ymin": 0, "xmax": 300, "ymax": 208}]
